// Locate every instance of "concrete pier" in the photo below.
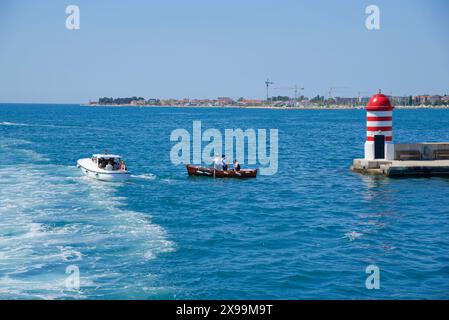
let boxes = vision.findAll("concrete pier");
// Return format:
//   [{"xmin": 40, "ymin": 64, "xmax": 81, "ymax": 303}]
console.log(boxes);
[
  {"xmin": 352, "ymin": 158, "xmax": 449, "ymax": 177},
  {"xmin": 352, "ymin": 143, "xmax": 449, "ymax": 177}
]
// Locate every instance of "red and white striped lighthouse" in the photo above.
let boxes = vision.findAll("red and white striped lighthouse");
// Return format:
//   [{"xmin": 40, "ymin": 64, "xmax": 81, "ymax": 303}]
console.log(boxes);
[{"xmin": 364, "ymin": 91, "xmax": 394, "ymax": 160}]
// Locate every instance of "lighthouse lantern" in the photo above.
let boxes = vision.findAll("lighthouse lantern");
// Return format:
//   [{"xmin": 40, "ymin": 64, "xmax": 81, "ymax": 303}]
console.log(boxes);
[{"xmin": 364, "ymin": 92, "xmax": 394, "ymax": 160}]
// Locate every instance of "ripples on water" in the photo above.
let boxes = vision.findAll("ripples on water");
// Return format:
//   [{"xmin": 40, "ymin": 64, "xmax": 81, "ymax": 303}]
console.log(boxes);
[{"xmin": 0, "ymin": 105, "xmax": 448, "ymax": 299}]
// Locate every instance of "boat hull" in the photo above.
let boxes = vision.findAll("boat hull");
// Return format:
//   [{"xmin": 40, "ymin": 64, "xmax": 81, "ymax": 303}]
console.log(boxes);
[
  {"xmin": 77, "ymin": 159, "xmax": 131, "ymax": 182},
  {"xmin": 186, "ymin": 164, "xmax": 257, "ymax": 178}
]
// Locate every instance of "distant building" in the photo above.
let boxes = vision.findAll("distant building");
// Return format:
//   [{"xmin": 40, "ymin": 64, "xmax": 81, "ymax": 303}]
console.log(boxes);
[
  {"xmin": 441, "ymin": 95, "xmax": 449, "ymax": 104},
  {"xmin": 160, "ymin": 99, "xmax": 179, "ymax": 106},
  {"xmin": 180, "ymin": 98, "xmax": 190, "ymax": 105},
  {"xmin": 238, "ymin": 99, "xmax": 264, "ymax": 106},
  {"xmin": 414, "ymin": 95, "xmax": 430, "ymax": 105},
  {"xmin": 217, "ymin": 97, "xmax": 233, "ymax": 106},
  {"xmin": 357, "ymin": 97, "xmax": 370, "ymax": 105},
  {"xmin": 147, "ymin": 98, "xmax": 160, "ymax": 105},
  {"xmin": 429, "ymin": 95, "xmax": 442, "ymax": 104},
  {"xmin": 390, "ymin": 96, "xmax": 410, "ymax": 106},
  {"xmin": 130, "ymin": 99, "xmax": 146, "ymax": 106},
  {"xmin": 335, "ymin": 97, "xmax": 354, "ymax": 105}
]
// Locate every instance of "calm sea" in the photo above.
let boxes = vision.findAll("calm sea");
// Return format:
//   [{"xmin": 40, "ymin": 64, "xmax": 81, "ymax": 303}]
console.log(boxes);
[{"xmin": 0, "ymin": 104, "xmax": 448, "ymax": 299}]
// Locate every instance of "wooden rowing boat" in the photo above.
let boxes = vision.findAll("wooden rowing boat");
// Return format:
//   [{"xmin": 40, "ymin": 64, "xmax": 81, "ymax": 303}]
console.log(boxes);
[{"xmin": 186, "ymin": 165, "xmax": 257, "ymax": 178}]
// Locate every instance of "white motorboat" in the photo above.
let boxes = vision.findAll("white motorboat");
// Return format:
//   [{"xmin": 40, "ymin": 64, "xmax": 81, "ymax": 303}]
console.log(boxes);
[{"xmin": 77, "ymin": 154, "xmax": 131, "ymax": 182}]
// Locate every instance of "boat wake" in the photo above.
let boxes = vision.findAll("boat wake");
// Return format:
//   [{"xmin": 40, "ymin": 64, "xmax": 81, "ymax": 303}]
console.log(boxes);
[
  {"xmin": 0, "ymin": 137, "xmax": 174, "ymax": 299},
  {"xmin": 0, "ymin": 121, "xmax": 28, "ymax": 126},
  {"xmin": 131, "ymin": 173, "xmax": 157, "ymax": 181},
  {"xmin": 0, "ymin": 121, "xmax": 74, "ymax": 129}
]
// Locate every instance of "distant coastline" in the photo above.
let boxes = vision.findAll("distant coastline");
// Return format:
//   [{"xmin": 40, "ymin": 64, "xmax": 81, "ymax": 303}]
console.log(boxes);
[
  {"xmin": 82, "ymin": 103, "xmax": 449, "ymax": 110},
  {"xmin": 87, "ymin": 94, "xmax": 449, "ymax": 110}
]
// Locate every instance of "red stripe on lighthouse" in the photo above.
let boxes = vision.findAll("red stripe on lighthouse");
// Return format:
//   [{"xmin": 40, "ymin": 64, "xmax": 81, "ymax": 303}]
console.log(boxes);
[
  {"xmin": 367, "ymin": 116, "xmax": 392, "ymax": 121},
  {"xmin": 366, "ymin": 106, "xmax": 394, "ymax": 112},
  {"xmin": 366, "ymin": 126, "xmax": 392, "ymax": 131},
  {"xmin": 366, "ymin": 136, "xmax": 393, "ymax": 141}
]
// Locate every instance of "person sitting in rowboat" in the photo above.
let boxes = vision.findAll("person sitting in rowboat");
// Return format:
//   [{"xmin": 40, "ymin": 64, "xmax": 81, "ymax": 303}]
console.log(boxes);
[
  {"xmin": 233, "ymin": 160, "xmax": 241, "ymax": 172},
  {"xmin": 213, "ymin": 155, "xmax": 223, "ymax": 170},
  {"xmin": 221, "ymin": 155, "xmax": 228, "ymax": 171}
]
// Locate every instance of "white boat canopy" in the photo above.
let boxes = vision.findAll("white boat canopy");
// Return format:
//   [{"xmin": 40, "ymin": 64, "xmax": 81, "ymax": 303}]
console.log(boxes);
[{"xmin": 92, "ymin": 154, "xmax": 122, "ymax": 159}]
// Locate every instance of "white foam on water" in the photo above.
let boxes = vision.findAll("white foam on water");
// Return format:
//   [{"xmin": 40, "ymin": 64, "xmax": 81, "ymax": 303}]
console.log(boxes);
[
  {"xmin": 0, "ymin": 122, "xmax": 73, "ymax": 129},
  {"xmin": 0, "ymin": 137, "xmax": 32, "ymax": 148},
  {"xmin": 0, "ymin": 137, "xmax": 48, "ymax": 162},
  {"xmin": 131, "ymin": 173, "xmax": 157, "ymax": 181},
  {"xmin": 57, "ymin": 246, "xmax": 83, "ymax": 262},
  {"xmin": 0, "ymin": 137, "xmax": 174, "ymax": 299},
  {"xmin": 344, "ymin": 231, "xmax": 363, "ymax": 242},
  {"xmin": 0, "ymin": 122, "xmax": 28, "ymax": 126}
]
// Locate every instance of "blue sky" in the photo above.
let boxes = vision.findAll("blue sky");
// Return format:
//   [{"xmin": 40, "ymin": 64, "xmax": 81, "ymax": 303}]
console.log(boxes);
[{"xmin": 0, "ymin": 0, "xmax": 448, "ymax": 103}]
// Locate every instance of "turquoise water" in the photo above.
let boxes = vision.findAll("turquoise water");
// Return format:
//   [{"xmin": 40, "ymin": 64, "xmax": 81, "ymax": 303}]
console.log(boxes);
[{"xmin": 0, "ymin": 104, "xmax": 448, "ymax": 299}]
